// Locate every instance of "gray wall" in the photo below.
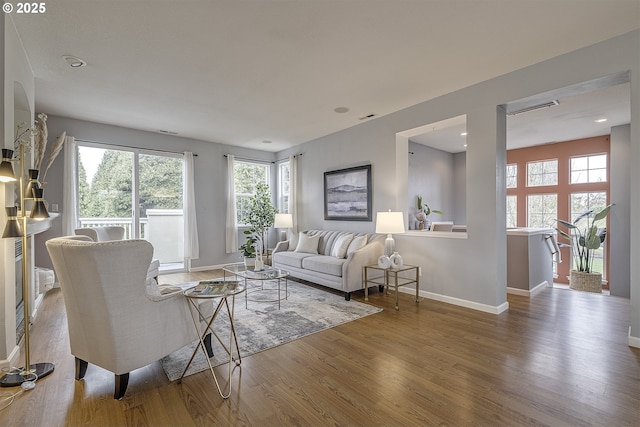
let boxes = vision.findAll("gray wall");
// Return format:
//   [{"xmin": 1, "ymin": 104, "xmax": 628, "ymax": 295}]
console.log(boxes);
[
  {"xmin": 407, "ymin": 141, "xmax": 455, "ymax": 229},
  {"xmin": 453, "ymin": 152, "xmax": 467, "ymax": 225},
  {"xmin": 610, "ymin": 124, "xmax": 631, "ymax": 298},
  {"xmin": 34, "ymin": 116, "xmax": 277, "ymax": 271}
]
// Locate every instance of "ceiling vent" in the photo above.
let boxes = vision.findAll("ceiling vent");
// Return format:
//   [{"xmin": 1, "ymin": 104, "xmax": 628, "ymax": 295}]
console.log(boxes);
[
  {"xmin": 359, "ymin": 113, "xmax": 376, "ymax": 120},
  {"xmin": 507, "ymin": 100, "xmax": 559, "ymax": 116}
]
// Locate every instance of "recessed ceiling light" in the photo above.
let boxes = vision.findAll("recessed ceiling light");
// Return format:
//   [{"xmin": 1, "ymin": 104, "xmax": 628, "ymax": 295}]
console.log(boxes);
[
  {"xmin": 334, "ymin": 107, "xmax": 349, "ymax": 114},
  {"xmin": 262, "ymin": 140, "xmax": 272, "ymax": 144},
  {"xmin": 595, "ymin": 118, "xmax": 608, "ymax": 123},
  {"xmin": 62, "ymin": 55, "xmax": 87, "ymax": 68},
  {"xmin": 460, "ymin": 132, "xmax": 468, "ymax": 136},
  {"xmin": 464, "ymin": 144, "xmax": 468, "ymax": 148}
]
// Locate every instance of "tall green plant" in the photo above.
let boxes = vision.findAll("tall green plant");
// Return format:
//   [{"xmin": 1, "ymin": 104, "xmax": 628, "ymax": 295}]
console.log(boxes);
[
  {"xmin": 556, "ymin": 204, "xmax": 612, "ymax": 273},
  {"xmin": 245, "ymin": 182, "xmax": 278, "ymax": 255}
]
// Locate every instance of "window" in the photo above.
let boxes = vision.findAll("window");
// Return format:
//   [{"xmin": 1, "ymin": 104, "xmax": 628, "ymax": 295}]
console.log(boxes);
[
  {"xmin": 506, "ymin": 164, "xmax": 517, "ymax": 189},
  {"xmin": 570, "ymin": 154, "xmax": 607, "ymax": 184},
  {"xmin": 527, "ymin": 194, "xmax": 557, "ymax": 228},
  {"xmin": 527, "ymin": 159, "xmax": 558, "ymax": 187},
  {"xmin": 570, "ymin": 191, "xmax": 607, "ymax": 276},
  {"xmin": 506, "ymin": 195, "xmax": 517, "ymax": 228},
  {"xmin": 278, "ymin": 161, "xmax": 290, "ymax": 213},
  {"xmin": 234, "ymin": 161, "xmax": 270, "ymax": 226}
]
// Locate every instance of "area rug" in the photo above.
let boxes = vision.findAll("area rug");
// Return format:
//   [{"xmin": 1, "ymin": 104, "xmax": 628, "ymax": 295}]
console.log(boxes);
[{"xmin": 161, "ymin": 280, "xmax": 382, "ymax": 381}]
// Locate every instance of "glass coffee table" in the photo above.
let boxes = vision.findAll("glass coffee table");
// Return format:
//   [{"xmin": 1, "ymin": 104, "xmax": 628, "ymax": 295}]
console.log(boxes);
[{"xmin": 223, "ymin": 264, "xmax": 290, "ymax": 309}]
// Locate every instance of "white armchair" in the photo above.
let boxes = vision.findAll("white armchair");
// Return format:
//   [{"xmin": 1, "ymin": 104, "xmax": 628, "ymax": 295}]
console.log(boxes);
[
  {"xmin": 75, "ymin": 226, "xmax": 160, "ymax": 281},
  {"xmin": 46, "ymin": 236, "xmax": 213, "ymax": 399}
]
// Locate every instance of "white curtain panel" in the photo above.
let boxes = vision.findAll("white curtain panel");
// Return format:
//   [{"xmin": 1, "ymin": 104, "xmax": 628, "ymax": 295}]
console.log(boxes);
[
  {"xmin": 289, "ymin": 154, "xmax": 298, "ymax": 234},
  {"xmin": 225, "ymin": 154, "xmax": 238, "ymax": 253},
  {"xmin": 183, "ymin": 152, "xmax": 199, "ymax": 260},
  {"xmin": 62, "ymin": 135, "xmax": 78, "ymax": 235}
]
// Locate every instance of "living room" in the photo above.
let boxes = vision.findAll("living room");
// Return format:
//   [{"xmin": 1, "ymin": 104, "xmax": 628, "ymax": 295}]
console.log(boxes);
[{"xmin": 1, "ymin": 1, "xmax": 639, "ymax": 425}]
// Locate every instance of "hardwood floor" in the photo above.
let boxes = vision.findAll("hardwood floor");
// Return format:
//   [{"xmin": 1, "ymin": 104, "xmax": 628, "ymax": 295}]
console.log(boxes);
[{"xmin": 1, "ymin": 270, "xmax": 638, "ymax": 426}]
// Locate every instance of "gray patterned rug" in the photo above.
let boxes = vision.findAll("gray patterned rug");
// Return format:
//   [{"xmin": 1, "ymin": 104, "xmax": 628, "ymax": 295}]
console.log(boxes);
[{"xmin": 161, "ymin": 280, "xmax": 382, "ymax": 381}]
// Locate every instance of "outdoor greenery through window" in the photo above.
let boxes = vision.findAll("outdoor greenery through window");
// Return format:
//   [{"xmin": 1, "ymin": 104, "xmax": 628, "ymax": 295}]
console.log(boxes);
[
  {"xmin": 527, "ymin": 194, "xmax": 557, "ymax": 228},
  {"xmin": 234, "ymin": 161, "xmax": 270, "ymax": 226},
  {"xmin": 506, "ymin": 164, "xmax": 517, "ymax": 188},
  {"xmin": 570, "ymin": 191, "xmax": 607, "ymax": 275},
  {"xmin": 570, "ymin": 154, "xmax": 607, "ymax": 184},
  {"xmin": 77, "ymin": 144, "xmax": 184, "ymax": 267},
  {"xmin": 527, "ymin": 159, "xmax": 558, "ymax": 187},
  {"xmin": 506, "ymin": 195, "xmax": 517, "ymax": 228},
  {"xmin": 278, "ymin": 161, "xmax": 290, "ymax": 213}
]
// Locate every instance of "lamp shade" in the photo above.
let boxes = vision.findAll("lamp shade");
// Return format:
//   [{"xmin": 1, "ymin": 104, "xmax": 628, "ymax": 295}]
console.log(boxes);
[
  {"xmin": 30, "ymin": 188, "xmax": 49, "ymax": 220},
  {"xmin": 375, "ymin": 211, "xmax": 405, "ymax": 234},
  {"xmin": 2, "ymin": 206, "xmax": 23, "ymax": 238},
  {"xmin": 0, "ymin": 149, "xmax": 16, "ymax": 183},
  {"xmin": 274, "ymin": 213, "xmax": 293, "ymax": 229}
]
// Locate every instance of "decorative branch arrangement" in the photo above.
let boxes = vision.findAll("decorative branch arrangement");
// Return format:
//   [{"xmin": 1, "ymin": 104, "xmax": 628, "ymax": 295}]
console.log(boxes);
[{"xmin": 13, "ymin": 113, "xmax": 66, "ymax": 184}]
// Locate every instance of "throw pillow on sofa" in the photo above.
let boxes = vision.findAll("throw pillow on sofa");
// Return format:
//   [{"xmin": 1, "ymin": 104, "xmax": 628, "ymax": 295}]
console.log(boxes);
[
  {"xmin": 346, "ymin": 235, "xmax": 367, "ymax": 256},
  {"xmin": 330, "ymin": 234, "xmax": 354, "ymax": 259},
  {"xmin": 295, "ymin": 232, "xmax": 321, "ymax": 254}
]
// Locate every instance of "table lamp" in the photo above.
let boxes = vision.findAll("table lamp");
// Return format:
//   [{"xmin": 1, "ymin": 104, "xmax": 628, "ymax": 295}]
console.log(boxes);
[
  {"xmin": 274, "ymin": 213, "xmax": 293, "ymax": 241},
  {"xmin": 375, "ymin": 210, "xmax": 405, "ymax": 256}
]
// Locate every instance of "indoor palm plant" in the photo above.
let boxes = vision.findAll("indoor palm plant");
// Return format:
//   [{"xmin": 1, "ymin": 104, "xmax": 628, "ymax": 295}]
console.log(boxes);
[{"xmin": 556, "ymin": 204, "xmax": 612, "ymax": 292}]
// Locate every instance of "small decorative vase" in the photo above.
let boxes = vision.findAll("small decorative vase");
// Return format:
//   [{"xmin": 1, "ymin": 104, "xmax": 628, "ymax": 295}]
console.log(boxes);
[
  {"xmin": 378, "ymin": 255, "xmax": 391, "ymax": 269},
  {"xmin": 254, "ymin": 254, "xmax": 264, "ymax": 271},
  {"xmin": 390, "ymin": 252, "xmax": 403, "ymax": 269},
  {"xmin": 418, "ymin": 222, "xmax": 424, "ymax": 230}
]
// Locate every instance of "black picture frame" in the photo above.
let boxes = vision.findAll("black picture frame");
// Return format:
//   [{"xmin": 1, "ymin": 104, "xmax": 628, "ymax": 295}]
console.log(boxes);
[{"xmin": 324, "ymin": 164, "xmax": 372, "ymax": 221}]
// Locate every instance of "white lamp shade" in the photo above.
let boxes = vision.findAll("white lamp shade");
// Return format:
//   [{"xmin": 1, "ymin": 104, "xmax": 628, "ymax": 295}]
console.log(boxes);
[
  {"xmin": 274, "ymin": 213, "xmax": 293, "ymax": 229},
  {"xmin": 375, "ymin": 211, "xmax": 405, "ymax": 234}
]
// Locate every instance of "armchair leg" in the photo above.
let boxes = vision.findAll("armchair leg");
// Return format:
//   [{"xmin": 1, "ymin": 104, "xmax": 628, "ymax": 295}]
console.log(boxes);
[
  {"xmin": 114, "ymin": 373, "xmax": 130, "ymax": 400},
  {"xmin": 204, "ymin": 332, "xmax": 214, "ymax": 358},
  {"xmin": 344, "ymin": 292, "xmax": 351, "ymax": 301},
  {"xmin": 75, "ymin": 357, "xmax": 88, "ymax": 380}
]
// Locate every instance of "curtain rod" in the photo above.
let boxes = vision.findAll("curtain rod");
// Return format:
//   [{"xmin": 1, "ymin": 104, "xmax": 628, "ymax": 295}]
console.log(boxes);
[
  {"xmin": 75, "ymin": 138, "xmax": 198, "ymax": 157},
  {"xmin": 223, "ymin": 154, "xmax": 275, "ymax": 164}
]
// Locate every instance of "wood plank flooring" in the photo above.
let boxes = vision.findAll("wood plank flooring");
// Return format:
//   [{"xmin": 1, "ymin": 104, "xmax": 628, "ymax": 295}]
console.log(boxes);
[{"xmin": 0, "ymin": 270, "xmax": 638, "ymax": 426}]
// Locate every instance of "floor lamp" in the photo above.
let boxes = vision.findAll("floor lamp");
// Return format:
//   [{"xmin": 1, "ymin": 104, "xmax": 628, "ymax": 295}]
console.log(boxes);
[{"xmin": 0, "ymin": 145, "xmax": 54, "ymax": 387}]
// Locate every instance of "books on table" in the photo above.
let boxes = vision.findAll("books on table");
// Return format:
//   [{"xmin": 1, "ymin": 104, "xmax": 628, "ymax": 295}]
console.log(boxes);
[{"xmin": 185, "ymin": 279, "xmax": 239, "ymax": 297}]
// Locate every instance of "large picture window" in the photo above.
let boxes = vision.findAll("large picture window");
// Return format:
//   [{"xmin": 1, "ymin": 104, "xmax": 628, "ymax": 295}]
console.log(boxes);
[
  {"xmin": 527, "ymin": 194, "xmax": 557, "ymax": 228},
  {"xmin": 570, "ymin": 154, "xmax": 607, "ymax": 184},
  {"xmin": 527, "ymin": 159, "xmax": 558, "ymax": 187},
  {"xmin": 506, "ymin": 195, "xmax": 517, "ymax": 228},
  {"xmin": 570, "ymin": 191, "xmax": 607, "ymax": 276},
  {"xmin": 234, "ymin": 161, "xmax": 270, "ymax": 226}
]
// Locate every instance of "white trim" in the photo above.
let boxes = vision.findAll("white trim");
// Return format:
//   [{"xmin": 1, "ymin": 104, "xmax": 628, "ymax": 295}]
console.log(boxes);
[
  {"xmin": 629, "ymin": 327, "xmax": 640, "ymax": 349},
  {"xmin": 507, "ymin": 281, "xmax": 549, "ymax": 297},
  {"xmin": 398, "ymin": 286, "xmax": 509, "ymax": 314}
]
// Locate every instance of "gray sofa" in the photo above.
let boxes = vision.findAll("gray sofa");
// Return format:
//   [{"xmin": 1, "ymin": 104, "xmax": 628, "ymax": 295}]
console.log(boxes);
[{"xmin": 272, "ymin": 230, "xmax": 383, "ymax": 300}]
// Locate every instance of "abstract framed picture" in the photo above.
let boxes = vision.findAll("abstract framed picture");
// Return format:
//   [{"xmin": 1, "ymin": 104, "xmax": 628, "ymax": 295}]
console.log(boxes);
[{"xmin": 324, "ymin": 164, "xmax": 372, "ymax": 221}]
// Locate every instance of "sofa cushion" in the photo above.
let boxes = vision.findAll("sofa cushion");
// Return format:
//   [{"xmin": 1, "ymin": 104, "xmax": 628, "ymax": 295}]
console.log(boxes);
[
  {"xmin": 302, "ymin": 255, "xmax": 345, "ymax": 277},
  {"xmin": 330, "ymin": 233, "xmax": 353, "ymax": 259},
  {"xmin": 347, "ymin": 235, "xmax": 368, "ymax": 256},
  {"xmin": 273, "ymin": 251, "xmax": 314, "ymax": 269},
  {"xmin": 295, "ymin": 232, "xmax": 321, "ymax": 254},
  {"xmin": 287, "ymin": 231, "xmax": 301, "ymax": 251}
]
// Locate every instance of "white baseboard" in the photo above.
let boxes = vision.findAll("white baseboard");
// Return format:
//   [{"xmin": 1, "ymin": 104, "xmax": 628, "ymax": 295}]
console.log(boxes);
[
  {"xmin": 629, "ymin": 327, "xmax": 640, "ymax": 348},
  {"xmin": 0, "ymin": 345, "xmax": 21, "ymax": 371},
  {"xmin": 186, "ymin": 263, "xmax": 241, "ymax": 273},
  {"xmin": 398, "ymin": 286, "xmax": 509, "ymax": 315},
  {"xmin": 507, "ymin": 281, "xmax": 549, "ymax": 297}
]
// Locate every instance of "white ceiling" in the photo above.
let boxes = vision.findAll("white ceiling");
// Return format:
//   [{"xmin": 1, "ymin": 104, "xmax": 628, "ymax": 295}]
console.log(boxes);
[{"xmin": 11, "ymin": 1, "xmax": 640, "ymax": 152}]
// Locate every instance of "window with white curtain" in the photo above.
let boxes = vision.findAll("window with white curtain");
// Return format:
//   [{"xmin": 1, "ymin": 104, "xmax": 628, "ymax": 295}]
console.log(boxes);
[
  {"xmin": 278, "ymin": 161, "xmax": 290, "ymax": 213},
  {"xmin": 234, "ymin": 161, "xmax": 270, "ymax": 226}
]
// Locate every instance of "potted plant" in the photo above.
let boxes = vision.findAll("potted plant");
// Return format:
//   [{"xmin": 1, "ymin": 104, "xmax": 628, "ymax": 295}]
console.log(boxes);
[
  {"xmin": 239, "ymin": 228, "xmax": 258, "ymax": 268},
  {"xmin": 240, "ymin": 182, "xmax": 278, "ymax": 267},
  {"xmin": 556, "ymin": 204, "xmax": 612, "ymax": 293},
  {"xmin": 415, "ymin": 195, "xmax": 443, "ymax": 230}
]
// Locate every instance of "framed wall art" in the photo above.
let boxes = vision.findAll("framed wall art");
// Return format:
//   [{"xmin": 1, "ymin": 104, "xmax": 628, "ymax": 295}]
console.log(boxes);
[{"xmin": 324, "ymin": 164, "xmax": 372, "ymax": 221}]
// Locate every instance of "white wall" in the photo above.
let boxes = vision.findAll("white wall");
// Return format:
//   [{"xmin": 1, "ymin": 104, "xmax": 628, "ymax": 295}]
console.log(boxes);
[
  {"xmin": 1, "ymin": 15, "xmax": 36, "ymax": 367},
  {"xmin": 453, "ymin": 152, "xmax": 467, "ymax": 225}
]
